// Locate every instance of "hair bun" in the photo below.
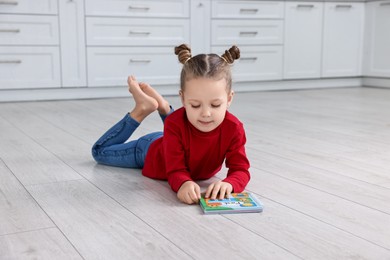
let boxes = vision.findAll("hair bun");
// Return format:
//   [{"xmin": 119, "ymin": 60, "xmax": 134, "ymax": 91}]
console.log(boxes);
[
  {"xmin": 221, "ymin": 45, "xmax": 240, "ymax": 64},
  {"xmin": 174, "ymin": 44, "xmax": 192, "ymax": 64}
]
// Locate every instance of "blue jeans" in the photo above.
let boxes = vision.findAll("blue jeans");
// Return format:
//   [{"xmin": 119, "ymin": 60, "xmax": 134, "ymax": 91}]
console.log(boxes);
[{"xmin": 92, "ymin": 109, "xmax": 172, "ymax": 168}]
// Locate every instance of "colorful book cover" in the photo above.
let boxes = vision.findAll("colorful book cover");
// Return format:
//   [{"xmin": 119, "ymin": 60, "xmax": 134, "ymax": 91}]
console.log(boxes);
[{"xmin": 199, "ymin": 192, "xmax": 263, "ymax": 214}]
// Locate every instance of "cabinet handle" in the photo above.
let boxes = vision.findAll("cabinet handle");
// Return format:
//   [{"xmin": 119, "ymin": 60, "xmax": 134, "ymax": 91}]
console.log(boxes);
[
  {"xmin": 335, "ymin": 4, "xmax": 352, "ymax": 8},
  {"xmin": 129, "ymin": 31, "xmax": 151, "ymax": 36},
  {"xmin": 0, "ymin": 29, "xmax": 20, "ymax": 33},
  {"xmin": 0, "ymin": 60, "xmax": 22, "ymax": 64},
  {"xmin": 0, "ymin": 1, "xmax": 18, "ymax": 5},
  {"xmin": 240, "ymin": 31, "xmax": 258, "ymax": 36},
  {"xmin": 297, "ymin": 4, "xmax": 314, "ymax": 8},
  {"xmin": 240, "ymin": 8, "xmax": 258, "ymax": 13},
  {"xmin": 240, "ymin": 57, "xmax": 258, "ymax": 61},
  {"xmin": 130, "ymin": 59, "xmax": 151, "ymax": 63},
  {"xmin": 128, "ymin": 6, "xmax": 150, "ymax": 11},
  {"xmin": 380, "ymin": 2, "xmax": 390, "ymax": 6}
]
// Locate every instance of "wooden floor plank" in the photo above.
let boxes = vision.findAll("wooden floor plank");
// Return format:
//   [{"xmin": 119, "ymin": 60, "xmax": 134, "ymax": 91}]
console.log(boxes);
[
  {"xmin": 0, "ymin": 228, "xmax": 82, "ymax": 260},
  {"xmin": 0, "ymin": 160, "xmax": 54, "ymax": 236},
  {"xmin": 27, "ymin": 180, "xmax": 192, "ymax": 260},
  {"xmin": 240, "ymin": 167, "xmax": 390, "ymax": 250},
  {"xmin": 246, "ymin": 138, "xmax": 390, "ymax": 188},
  {"xmin": 225, "ymin": 197, "xmax": 390, "ymax": 260},
  {"xmin": 0, "ymin": 112, "xmax": 83, "ymax": 186},
  {"xmin": 247, "ymin": 149, "xmax": 390, "ymax": 214}
]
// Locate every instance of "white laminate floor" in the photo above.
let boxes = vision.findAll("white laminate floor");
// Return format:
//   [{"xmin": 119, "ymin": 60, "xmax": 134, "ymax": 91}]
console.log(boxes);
[{"xmin": 0, "ymin": 87, "xmax": 389, "ymax": 259}]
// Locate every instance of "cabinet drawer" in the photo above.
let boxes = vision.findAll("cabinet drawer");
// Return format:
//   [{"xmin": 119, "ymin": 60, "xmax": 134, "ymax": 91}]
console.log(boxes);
[
  {"xmin": 87, "ymin": 47, "xmax": 181, "ymax": 87},
  {"xmin": 0, "ymin": 46, "xmax": 60, "ymax": 89},
  {"xmin": 86, "ymin": 17, "xmax": 189, "ymax": 46},
  {"xmin": 0, "ymin": 15, "xmax": 59, "ymax": 45},
  {"xmin": 212, "ymin": 20, "xmax": 283, "ymax": 45},
  {"xmin": 85, "ymin": 0, "xmax": 189, "ymax": 18},
  {"xmin": 212, "ymin": 1, "xmax": 284, "ymax": 19},
  {"xmin": 0, "ymin": 0, "xmax": 57, "ymax": 14},
  {"xmin": 213, "ymin": 46, "xmax": 283, "ymax": 81}
]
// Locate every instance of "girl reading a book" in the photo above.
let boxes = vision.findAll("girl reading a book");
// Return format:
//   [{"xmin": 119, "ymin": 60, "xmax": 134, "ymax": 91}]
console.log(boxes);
[{"xmin": 92, "ymin": 44, "xmax": 250, "ymax": 205}]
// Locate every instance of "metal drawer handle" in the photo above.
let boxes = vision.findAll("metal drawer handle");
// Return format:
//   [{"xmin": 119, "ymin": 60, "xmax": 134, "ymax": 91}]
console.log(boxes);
[
  {"xmin": 130, "ymin": 59, "xmax": 151, "ymax": 63},
  {"xmin": 380, "ymin": 2, "xmax": 390, "ymax": 6},
  {"xmin": 0, "ymin": 1, "xmax": 18, "ymax": 5},
  {"xmin": 240, "ymin": 8, "xmax": 258, "ymax": 13},
  {"xmin": 335, "ymin": 4, "xmax": 352, "ymax": 8},
  {"xmin": 0, "ymin": 60, "xmax": 22, "ymax": 64},
  {"xmin": 297, "ymin": 4, "xmax": 314, "ymax": 8},
  {"xmin": 129, "ymin": 31, "xmax": 151, "ymax": 35},
  {"xmin": 0, "ymin": 29, "xmax": 20, "ymax": 33},
  {"xmin": 240, "ymin": 57, "xmax": 258, "ymax": 61},
  {"xmin": 240, "ymin": 31, "xmax": 258, "ymax": 36},
  {"xmin": 128, "ymin": 6, "xmax": 150, "ymax": 11}
]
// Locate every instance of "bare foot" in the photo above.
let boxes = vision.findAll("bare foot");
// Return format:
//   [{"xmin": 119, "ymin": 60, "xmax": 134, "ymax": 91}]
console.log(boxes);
[
  {"xmin": 139, "ymin": 82, "xmax": 171, "ymax": 115},
  {"xmin": 127, "ymin": 76, "xmax": 158, "ymax": 122}
]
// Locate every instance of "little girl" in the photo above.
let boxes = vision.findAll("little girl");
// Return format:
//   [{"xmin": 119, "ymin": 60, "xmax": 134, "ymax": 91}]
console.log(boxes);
[{"xmin": 92, "ymin": 44, "xmax": 250, "ymax": 205}]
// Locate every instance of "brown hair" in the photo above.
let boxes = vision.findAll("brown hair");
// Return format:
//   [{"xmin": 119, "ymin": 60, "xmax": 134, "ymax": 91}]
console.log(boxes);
[{"xmin": 174, "ymin": 44, "xmax": 240, "ymax": 92}]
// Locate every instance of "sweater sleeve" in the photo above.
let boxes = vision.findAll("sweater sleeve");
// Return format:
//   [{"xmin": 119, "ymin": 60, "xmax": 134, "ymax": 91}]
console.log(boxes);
[
  {"xmin": 222, "ymin": 123, "xmax": 251, "ymax": 192},
  {"xmin": 162, "ymin": 119, "xmax": 193, "ymax": 192}
]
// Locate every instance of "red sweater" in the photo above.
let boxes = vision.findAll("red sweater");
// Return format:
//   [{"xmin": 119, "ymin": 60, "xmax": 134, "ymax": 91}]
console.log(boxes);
[{"xmin": 142, "ymin": 107, "xmax": 250, "ymax": 192}]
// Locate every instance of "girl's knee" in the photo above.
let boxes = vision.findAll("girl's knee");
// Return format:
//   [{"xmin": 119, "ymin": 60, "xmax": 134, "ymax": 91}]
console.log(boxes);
[
  {"xmin": 91, "ymin": 145, "xmax": 103, "ymax": 163},
  {"xmin": 91, "ymin": 149, "xmax": 112, "ymax": 166}
]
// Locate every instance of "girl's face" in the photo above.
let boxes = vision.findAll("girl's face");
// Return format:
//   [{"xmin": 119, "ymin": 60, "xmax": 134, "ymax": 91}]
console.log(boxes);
[{"xmin": 180, "ymin": 77, "xmax": 233, "ymax": 132}]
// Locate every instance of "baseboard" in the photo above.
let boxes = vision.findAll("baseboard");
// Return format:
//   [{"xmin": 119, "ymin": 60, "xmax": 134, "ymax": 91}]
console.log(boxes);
[
  {"xmin": 0, "ymin": 77, "xmax": 363, "ymax": 102},
  {"xmin": 362, "ymin": 77, "xmax": 390, "ymax": 89},
  {"xmin": 233, "ymin": 77, "xmax": 362, "ymax": 92},
  {"xmin": 0, "ymin": 85, "xmax": 179, "ymax": 103}
]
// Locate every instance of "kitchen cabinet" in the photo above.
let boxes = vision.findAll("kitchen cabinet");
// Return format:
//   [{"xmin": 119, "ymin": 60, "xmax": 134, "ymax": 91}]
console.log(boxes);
[
  {"xmin": 364, "ymin": 0, "xmax": 390, "ymax": 77},
  {"xmin": 284, "ymin": 1, "xmax": 365, "ymax": 79},
  {"xmin": 190, "ymin": 0, "xmax": 211, "ymax": 55},
  {"xmin": 283, "ymin": 2, "xmax": 323, "ymax": 79},
  {"xmin": 84, "ymin": 0, "xmax": 189, "ymax": 87},
  {"xmin": 0, "ymin": 0, "xmax": 60, "ymax": 89},
  {"xmin": 211, "ymin": 0, "xmax": 284, "ymax": 82},
  {"xmin": 322, "ymin": 2, "xmax": 364, "ymax": 77},
  {"xmin": 58, "ymin": 0, "xmax": 87, "ymax": 87},
  {"xmin": 0, "ymin": 0, "xmax": 388, "ymax": 101}
]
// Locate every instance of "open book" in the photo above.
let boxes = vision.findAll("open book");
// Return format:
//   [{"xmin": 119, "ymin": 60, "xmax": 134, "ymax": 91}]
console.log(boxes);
[{"xmin": 199, "ymin": 192, "xmax": 263, "ymax": 214}]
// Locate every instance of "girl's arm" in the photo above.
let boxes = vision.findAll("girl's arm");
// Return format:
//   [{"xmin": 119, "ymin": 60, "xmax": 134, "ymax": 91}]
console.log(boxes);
[
  {"xmin": 223, "ymin": 124, "xmax": 251, "ymax": 193},
  {"xmin": 162, "ymin": 118, "xmax": 193, "ymax": 193}
]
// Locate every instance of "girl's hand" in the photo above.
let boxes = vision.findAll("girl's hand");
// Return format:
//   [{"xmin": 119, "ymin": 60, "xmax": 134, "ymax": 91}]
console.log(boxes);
[
  {"xmin": 205, "ymin": 181, "xmax": 233, "ymax": 200},
  {"xmin": 177, "ymin": 181, "xmax": 201, "ymax": 205}
]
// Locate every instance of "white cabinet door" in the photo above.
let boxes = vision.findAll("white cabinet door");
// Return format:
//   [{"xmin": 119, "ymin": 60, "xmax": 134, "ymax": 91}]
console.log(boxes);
[
  {"xmin": 283, "ymin": 2, "xmax": 323, "ymax": 79},
  {"xmin": 190, "ymin": 0, "xmax": 211, "ymax": 55},
  {"xmin": 364, "ymin": 0, "xmax": 390, "ymax": 77},
  {"xmin": 322, "ymin": 3, "xmax": 364, "ymax": 77},
  {"xmin": 58, "ymin": 0, "xmax": 87, "ymax": 87}
]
